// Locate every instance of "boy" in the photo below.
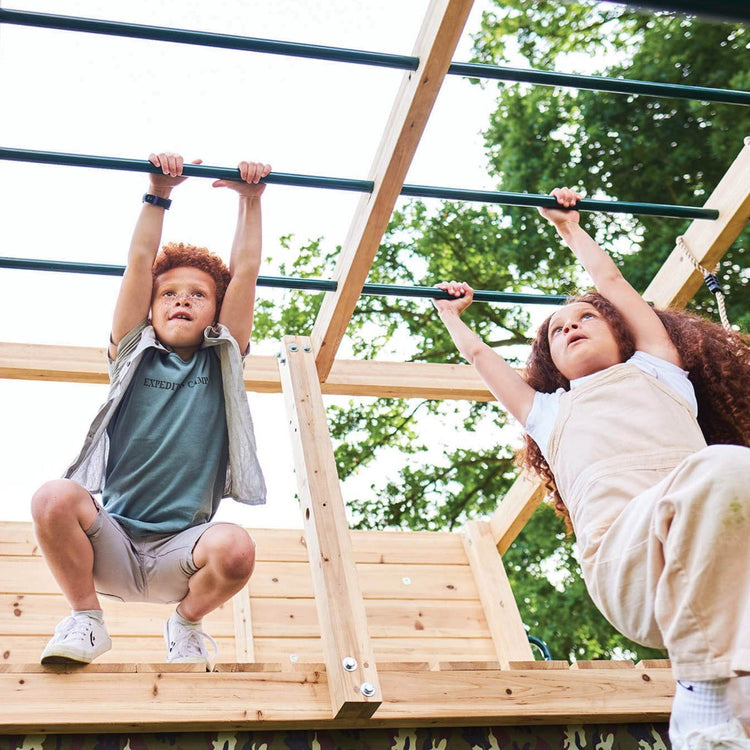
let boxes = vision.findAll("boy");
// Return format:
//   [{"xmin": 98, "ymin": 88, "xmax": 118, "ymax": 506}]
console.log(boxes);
[{"xmin": 31, "ymin": 152, "xmax": 270, "ymax": 667}]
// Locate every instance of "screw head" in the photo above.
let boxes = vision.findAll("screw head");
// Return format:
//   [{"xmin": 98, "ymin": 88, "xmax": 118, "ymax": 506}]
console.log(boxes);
[
  {"xmin": 402, "ymin": 577, "xmax": 411, "ymax": 585},
  {"xmin": 289, "ymin": 653, "xmax": 299, "ymax": 663},
  {"xmin": 288, "ymin": 343, "xmax": 299, "ymax": 352},
  {"xmin": 302, "ymin": 344, "xmax": 312, "ymax": 352},
  {"xmin": 360, "ymin": 682, "xmax": 376, "ymax": 697},
  {"xmin": 342, "ymin": 657, "xmax": 358, "ymax": 672}
]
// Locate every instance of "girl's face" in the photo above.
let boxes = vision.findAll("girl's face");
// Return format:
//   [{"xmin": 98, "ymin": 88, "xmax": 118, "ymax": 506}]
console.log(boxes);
[{"xmin": 547, "ymin": 302, "xmax": 623, "ymax": 381}]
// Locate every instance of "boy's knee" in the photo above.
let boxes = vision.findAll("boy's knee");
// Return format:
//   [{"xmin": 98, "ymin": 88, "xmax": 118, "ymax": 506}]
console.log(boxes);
[
  {"xmin": 31, "ymin": 480, "xmax": 93, "ymax": 527},
  {"xmin": 32, "ymin": 480, "xmax": 78, "ymax": 519},
  {"xmin": 204, "ymin": 526, "xmax": 255, "ymax": 581}
]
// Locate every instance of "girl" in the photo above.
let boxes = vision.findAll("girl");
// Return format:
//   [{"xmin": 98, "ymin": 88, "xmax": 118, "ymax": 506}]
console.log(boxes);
[{"xmin": 434, "ymin": 187, "xmax": 750, "ymax": 749}]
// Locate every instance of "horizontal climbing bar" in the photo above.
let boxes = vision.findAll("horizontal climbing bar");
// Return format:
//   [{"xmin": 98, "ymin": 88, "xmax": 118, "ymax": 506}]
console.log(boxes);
[
  {"xmin": 0, "ymin": 257, "xmax": 568, "ymax": 306},
  {"xmin": 447, "ymin": 62, "xmax": 750, "ymax": 106},
  {"xmin": 0, "ymin": 148, "xmax": 372, "ymax": 193},
  {"xmin": 1, "ymin": 9, "xmax": 748, "ymax": 106},
  {"xmin": 0, "ymin": 148, "xmax": 720, "ymax": 220},
  {"xmin": 0, "ymin": 8, "xmax": 418, "ymax": 71},
  {"xmin": 605, "ymin": 0, "xmax": 749, "ymax": 23}
]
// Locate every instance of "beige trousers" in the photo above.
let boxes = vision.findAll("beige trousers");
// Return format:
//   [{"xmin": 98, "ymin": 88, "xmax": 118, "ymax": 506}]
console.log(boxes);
[
  {"xmin": 547, "ymin": 365, "xmax": 750, "ymax": 680},
  {"xmin": 582, "ymin": 444, "xmax": 750, "ymax": 681}
]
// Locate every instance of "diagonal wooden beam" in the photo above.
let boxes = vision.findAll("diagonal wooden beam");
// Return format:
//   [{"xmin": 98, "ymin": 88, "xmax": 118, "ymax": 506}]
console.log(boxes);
[
  {"xmin": 462, "ymin": 520, "xmax": 534, "ymax": 666},
  {"xmin": 311, "ymin": 0, "xmax": 475, "ymax": 379},
  {"xmin": 489, "ymin": 472, "xmax": 547, "ymax": 556},
  {"xmin": 644, "ymin": 137, "xmax": 750, "ymax": 309}
]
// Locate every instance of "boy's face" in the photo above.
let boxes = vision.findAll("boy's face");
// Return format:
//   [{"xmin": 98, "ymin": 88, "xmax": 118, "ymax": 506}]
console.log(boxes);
[
  {"xmin": 151, "ymin": 266, "xmax": 218, "ymax": 359},
  {"xmin": 547, "ymin": 301, "xmax": 622, "ymax": 381}
]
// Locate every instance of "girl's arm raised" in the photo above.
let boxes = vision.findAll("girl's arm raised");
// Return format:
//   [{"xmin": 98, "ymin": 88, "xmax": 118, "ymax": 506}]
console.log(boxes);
[
  {"xmin": 434, "ymin": 282, "xmax": 537, "ymax": 425},
  {"xmin": 541, "ymin": 188, "xmax": 681, "ymax": 366}
]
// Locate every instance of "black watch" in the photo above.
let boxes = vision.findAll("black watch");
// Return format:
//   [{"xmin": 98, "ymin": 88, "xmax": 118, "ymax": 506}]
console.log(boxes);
[{"xmin": 142, "ymin": 193, "xmax": 172, "ymax": 210}]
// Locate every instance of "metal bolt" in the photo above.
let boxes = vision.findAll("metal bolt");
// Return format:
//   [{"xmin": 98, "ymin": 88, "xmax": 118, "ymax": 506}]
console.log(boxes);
[
  {"xmin": 402, "ymin": 577, "xmax": 411, "ymax": 585},
  {"xmin": 360, "ymin": 682, "xmax": 376, "ymax": 697},
  {"xmin": 342, "ymin": 657, "xmax": 358, "ymax": 672},
  {"xmin": 288, "ymin": 343, "xmax": 299, "ymax": 352}
]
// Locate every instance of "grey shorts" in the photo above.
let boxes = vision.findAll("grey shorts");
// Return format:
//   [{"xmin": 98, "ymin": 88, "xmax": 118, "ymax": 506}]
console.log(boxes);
[{"xmin": 84, "ymin": 502, "xmax": 214, "ymax": 604}]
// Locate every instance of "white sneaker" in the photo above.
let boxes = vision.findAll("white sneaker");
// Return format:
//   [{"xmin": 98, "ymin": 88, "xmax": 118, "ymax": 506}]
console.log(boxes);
[
  {"xmin": 671, "ymin": 718, "xmax": 750, "ymax": 749},
  {"xmin": 40, "ymin": 614, "xmax": 112, "ymax": 665},
  {"xmin": 164, "ymin": 614, "xmax": 217, "ymax": 667}
]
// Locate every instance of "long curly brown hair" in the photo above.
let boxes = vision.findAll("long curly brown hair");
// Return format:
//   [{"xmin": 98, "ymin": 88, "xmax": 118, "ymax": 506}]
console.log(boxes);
[
  {"xmin": 517, "ymin": 291, "xmax": 750, "ymax": 531},
  {"xmin": 152, "ymin": 242, "xmax": 231, "ymax": 313}
]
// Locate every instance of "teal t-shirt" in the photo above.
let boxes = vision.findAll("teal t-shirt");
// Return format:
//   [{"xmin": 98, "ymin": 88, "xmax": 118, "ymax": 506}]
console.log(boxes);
[{"xmin": 102, "ymin": 346, "xmax": 229, "ymax": 536}]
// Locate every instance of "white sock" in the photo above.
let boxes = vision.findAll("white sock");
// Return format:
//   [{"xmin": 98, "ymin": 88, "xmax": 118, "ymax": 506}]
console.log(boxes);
[
  {"xmin": 72, "ymin": 608, "xmax": 104, "ymax": 623},
  {"xmin": 671, "ymin": 679, "xmax": 732, "ymax": 736},
  {"xmin": 172, "ymin": 610, "xmax": 201, "ymax": 628}
]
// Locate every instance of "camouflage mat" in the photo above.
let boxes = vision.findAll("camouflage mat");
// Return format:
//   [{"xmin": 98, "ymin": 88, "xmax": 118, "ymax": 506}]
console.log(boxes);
[{"xmin": 1, "ymin": 724, "xmax": 670, "ymax": 750}]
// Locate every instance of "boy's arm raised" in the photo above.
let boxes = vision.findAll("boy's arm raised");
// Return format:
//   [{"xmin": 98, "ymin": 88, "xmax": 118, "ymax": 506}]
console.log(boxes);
[
  {"xmin": 540, "ymin": 188, "xmax": 681, "ymax": 366},
  {"xmin": 434, "ymin": 282, "xmax": 537, "ymax": 426},
  {"xmin": 213, "ymin": 160, "xmax": 271, "ymax": 354},
  {"xmin": 109, "ymin": 152, "xmax": 198, "ymax": 358}
]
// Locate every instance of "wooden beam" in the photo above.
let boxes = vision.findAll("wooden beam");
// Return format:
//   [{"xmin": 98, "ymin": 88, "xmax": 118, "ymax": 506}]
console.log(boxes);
[
  {"xmin": 278, "ymin": 336, "xmax": 381, "ymax": 719},
  {"xmin": 462, "ymin": 521, "xmax": 533, "ymax": 666},
  {"xmin": 644, "ymin": 137, "xmax": 750, "ymax": 309},
  {"xmin": 0, "ymin": 341, "xmax": 495, "ymax": 401},
  {"xmin": 310, "ymin": 0, "xmax": 475, "ymax": 379},
  {"xmin": 489, "ymin": 472, "xmax": 547, "ymax": 555},
  {"xmin": 232, "ymin": 585, "xmax": 255, "ymax": 662},
  {"xmin": 0, "ymin": 664, "xmax": 674, "ymax": 732}
]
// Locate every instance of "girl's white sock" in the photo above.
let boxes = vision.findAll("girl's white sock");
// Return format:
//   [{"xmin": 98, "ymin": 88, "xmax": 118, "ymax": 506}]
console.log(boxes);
[{"xmin": 670, "ymin": 679, "xmax": 732, "ymax": 736}]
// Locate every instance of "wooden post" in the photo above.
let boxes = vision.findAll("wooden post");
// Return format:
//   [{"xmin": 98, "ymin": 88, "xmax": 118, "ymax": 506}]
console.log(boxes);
[
  {"xmin": 462, "ymin": 520, "xmax": 533, "ymax": 667},
  {"xmin": 644, "ymin": 137, "xmax": 750, "ymax": 309},
  {"xmin": 278, "ymin": 335, "xmax": 381, "ymax": 719},
  {"xmin": 232, "ymin": 585, "xmax": 255, "ymax": 662},
  {"xmin": 311, "ymin": 0, "xmax": 475, "ymax": 379}
]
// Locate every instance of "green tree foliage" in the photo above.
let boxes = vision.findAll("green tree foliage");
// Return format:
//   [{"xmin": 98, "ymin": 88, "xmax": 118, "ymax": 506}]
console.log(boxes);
[{"xmin": 254, "ymin": 3, "xmax": 749, "ymax": 661}]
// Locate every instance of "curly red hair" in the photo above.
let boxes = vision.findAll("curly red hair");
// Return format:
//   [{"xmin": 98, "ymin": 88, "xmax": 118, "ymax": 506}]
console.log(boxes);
[
  {"xmin": 152, "ymin": 242, "xmax": 231, "ymax": 313},
  {"xmin": 517, "ymin": 291, "xmax": 750, "ymax": 532}
]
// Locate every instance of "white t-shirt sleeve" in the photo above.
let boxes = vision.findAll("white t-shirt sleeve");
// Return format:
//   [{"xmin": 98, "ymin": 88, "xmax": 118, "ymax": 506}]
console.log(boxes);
[{"xmin": 525, "ymin": 389, "xmax": 563, "ymax": 462}]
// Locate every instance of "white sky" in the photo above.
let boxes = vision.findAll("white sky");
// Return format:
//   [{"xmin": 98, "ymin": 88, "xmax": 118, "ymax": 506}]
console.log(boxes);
[{"xmin": 0, "ymin": 0, "xmax": 502, "ymax": 528}]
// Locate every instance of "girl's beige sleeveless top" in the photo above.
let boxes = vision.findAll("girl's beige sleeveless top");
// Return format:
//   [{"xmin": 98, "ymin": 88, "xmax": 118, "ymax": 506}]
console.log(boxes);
[{"xmin": 546, "ymin": 363, "xmax": 706, "ymax": 560}]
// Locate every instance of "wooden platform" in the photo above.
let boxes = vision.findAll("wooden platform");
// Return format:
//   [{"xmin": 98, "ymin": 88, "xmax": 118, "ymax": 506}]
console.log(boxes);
[
  {"xmin": 0, "ymin": 521, "xmax": 674, "ymax": 733},
  {"xmin": 4, "ymin": 1, "xmax": 747, "ymax": 739}
]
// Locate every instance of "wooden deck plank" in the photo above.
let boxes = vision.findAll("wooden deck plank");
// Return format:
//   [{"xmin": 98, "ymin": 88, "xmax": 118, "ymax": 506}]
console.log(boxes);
[
  {"xmin": 0, "ymin": 666, "xmax": 674, "ymax": 732},
  {"xmin": 2, "ymin": 634, "xmax": 503, "ymax": 666},
  {"xmin": 1, "ymin": 594, "xmax": 489, "ymax": 640},
  {"xmin": 0, "ymin": 522, "xmax": 470, "ymax": 564},
  {"xmin": 0, "ymin": 558, "xmax": 478, "ymax": 599}
]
